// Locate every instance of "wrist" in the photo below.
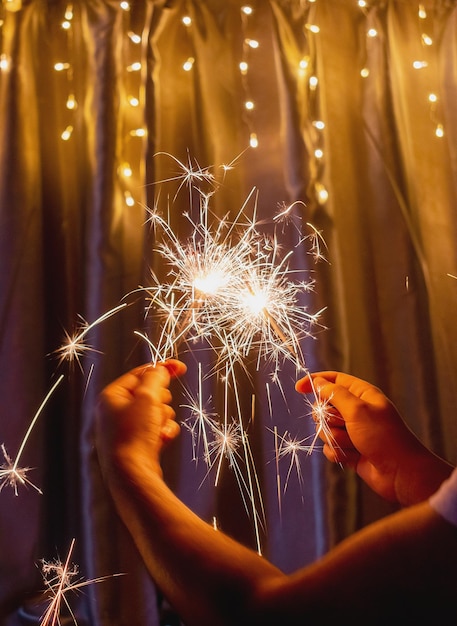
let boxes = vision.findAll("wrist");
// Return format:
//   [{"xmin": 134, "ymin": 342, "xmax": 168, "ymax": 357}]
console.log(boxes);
[
  {"xmin": 101, "ymin": 443, "xmax": 164, "ymax": 488},
  {"xmin": 397, "ymin": 446, "xmax": 453, "ymax": 506}
]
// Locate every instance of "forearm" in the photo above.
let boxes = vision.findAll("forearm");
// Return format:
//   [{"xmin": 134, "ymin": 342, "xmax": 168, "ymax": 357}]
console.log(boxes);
[{"xmin": 105, "ymin": 452, "xmax": 284, "ymax": 626}]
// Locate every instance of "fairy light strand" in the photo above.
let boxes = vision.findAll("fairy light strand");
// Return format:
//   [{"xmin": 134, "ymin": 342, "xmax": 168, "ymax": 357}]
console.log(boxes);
[{"xmin": 240, "ymin": 5, "xmax": 259, "ymax": 148}]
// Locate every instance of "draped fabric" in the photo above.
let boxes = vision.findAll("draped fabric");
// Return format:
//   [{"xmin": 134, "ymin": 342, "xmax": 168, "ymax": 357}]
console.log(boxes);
[{"xmin": 1, "ymin": 0, "xmax": 457, "ymax": 624}]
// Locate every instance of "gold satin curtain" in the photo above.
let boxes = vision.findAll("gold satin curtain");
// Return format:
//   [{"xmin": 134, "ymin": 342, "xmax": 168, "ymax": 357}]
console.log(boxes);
[{"xmin": 1, "ymin": 0, "xmax": 457, "ymax": 624}]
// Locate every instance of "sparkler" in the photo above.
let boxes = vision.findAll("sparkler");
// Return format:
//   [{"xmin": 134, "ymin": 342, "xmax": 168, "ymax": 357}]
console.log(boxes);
[
  {"xmin": 138, "ymin": 152, "xmax": 330, "ymax": 542},
  {"xmin": 39, "ymin": 538, "xmax": 124, "ymax": 626},
  {"xmin": 0, "ymin": 375, "xmax": 64, "ymax": 496},
  {"xmin": 141, "ymin": 181, "xmax": 324, "ymax": 379}
]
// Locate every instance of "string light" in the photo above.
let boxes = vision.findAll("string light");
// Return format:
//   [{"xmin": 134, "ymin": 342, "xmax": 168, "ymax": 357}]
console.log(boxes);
[
  {"xmin": 61, "ymin": 126, "xmax": 73, "ymax": 141},
  {"xmin": 0, "ymin": 54, "xmax": 10, "ymax": 71},
  {"xmin": 183, "ymin": 57, "xmax": 194, "ymax": 72},
  {"xmin": 240, "ymin": 5, "xmax": 259, "ymax": 148},
  {"xmin": 128, "ymin": 30, "xmax": 141, "ymax": 44},
  {"xmin": 66, "ymin": 93, "xmax": 77, "ymax": 110},
  {"xmin": 245, "ymin": 38, "xmax": 259, "ymax": 49},
  {"xmin": 54, "ymin": 62, "xmax": 70, "ymax": 71},
  {"xmin": 309, "ymin": 75, "xmax": 318, "ymax": 90},
  {"xmin": 130, "ymin": 128, "xmax": 146, "ymax": 137}
]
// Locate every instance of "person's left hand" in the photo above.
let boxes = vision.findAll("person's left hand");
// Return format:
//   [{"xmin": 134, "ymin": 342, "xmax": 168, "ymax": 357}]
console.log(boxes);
[{"xmin": 96, "ymin": 360, "xmax": 187, "ymax": 478}]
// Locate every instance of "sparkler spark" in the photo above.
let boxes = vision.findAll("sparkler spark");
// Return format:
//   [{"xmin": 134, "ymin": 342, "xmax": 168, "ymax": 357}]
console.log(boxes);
[
  {"xmin": 39, "ymin": 538, "xmax": 124, "ymax": 626},
  {"xmin": 53, "ymin": 303, "xmax": 128, "ymax": 370},
  {"xmin": 0, "ymin": 375, "xmax": 64, "ymax": 496},
  {"xmin": 140, "ymin": 183, "xmax": 324, "ymax": 378},
  {"xmin": 277, "ymin": 431, "xmax": 314, "ymax": 493},
  {"xmin": 304, "ymin": 374, "xmax": 339, "ymax": 457}
]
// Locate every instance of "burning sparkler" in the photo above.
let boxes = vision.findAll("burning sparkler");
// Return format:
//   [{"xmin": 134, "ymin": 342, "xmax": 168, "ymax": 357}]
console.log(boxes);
[
  {"xmin": 140, "ymin": 181, "xmax": 324, "ymax": 379},
  {"xmin": 0, "ymin": 375, "xmax": 64, "ymax": 496}
]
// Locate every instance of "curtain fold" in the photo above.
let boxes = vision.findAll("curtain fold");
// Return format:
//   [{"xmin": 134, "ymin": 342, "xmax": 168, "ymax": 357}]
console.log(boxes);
[{"xmin": 1, "ymin": 1, "xmax": 457, "ymax": 624}]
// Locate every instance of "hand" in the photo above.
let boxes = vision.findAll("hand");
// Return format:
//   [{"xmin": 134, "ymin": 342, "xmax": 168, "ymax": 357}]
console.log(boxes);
[
  {"xmin": 96, "ymin": 360, "xmax": 187, "ymax": 478},
  {"xmin": 296, "ymin": 371, "xmax": 452, "ymax": 505}
]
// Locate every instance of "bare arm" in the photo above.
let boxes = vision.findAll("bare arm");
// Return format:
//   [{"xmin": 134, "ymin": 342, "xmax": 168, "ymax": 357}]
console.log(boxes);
[{"xmin": 96, "ymin": 364, "xmax": 457, "ymax": 626}]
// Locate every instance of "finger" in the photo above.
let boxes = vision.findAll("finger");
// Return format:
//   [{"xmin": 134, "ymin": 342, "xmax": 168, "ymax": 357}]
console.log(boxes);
[
  {"xmin": 317, "ymin": 425, "xmax": 353, "ymax": 450},
  {"xmin": 160, "ymin": 359, "xmax": 187, "ymax": 378},
  {"xmin": 161, "ymin": 419, "xmax": 181, "ymax": 443},
  {"xmin": 323, "ymin": 443, "xmax": 359, "ymax": 468},
  {"xmin": 296, "ymin": 371, "xmax": 382, "ymax": 404}
]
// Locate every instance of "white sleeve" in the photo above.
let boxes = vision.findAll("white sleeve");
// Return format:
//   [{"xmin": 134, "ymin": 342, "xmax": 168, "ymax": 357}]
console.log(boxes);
[{"xmin": 429, "ymin": 466, "xmax": 457, "ymax": 526}]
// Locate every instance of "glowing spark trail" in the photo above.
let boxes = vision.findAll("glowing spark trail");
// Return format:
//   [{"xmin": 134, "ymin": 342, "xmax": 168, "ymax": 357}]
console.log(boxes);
[
  {"xmin": 53, "ymin": 303, "xmax": 128, "ymax": 370},
  {"xmin": 140, "ymin": 185, "xmax": 324, "ymax": 379},
  {"xmin": 0, "ymin": 375, "xmax": 64, "ymax": 496},
  {"xmin": 305, "ymin": 374, "xmax": 339, "ymax": 457},
  {"xmin": 39, "ymin": 538, "xmax": 124, "ymax": 626}
]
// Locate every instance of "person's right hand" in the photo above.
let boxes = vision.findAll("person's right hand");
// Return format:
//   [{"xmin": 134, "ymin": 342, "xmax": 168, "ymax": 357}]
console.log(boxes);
[{"xmin": 296, "ymin": 371, "xmax": 453, "ymax": 506}]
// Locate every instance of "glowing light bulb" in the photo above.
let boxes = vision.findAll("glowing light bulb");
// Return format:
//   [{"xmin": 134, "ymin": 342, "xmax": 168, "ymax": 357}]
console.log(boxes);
[
  {"xmin": 428, "ymin": 93, "xmax": 438, "ymax": 103},
  {"xmin": 66, "ymin": 94, "xmax": 77, "ymax": 110},
  {"xmin": 246, "ymin": 38, "xmax": 259, "ymax": 49},
  {"xmin": 314, "ymin": 149, "xmax": 323, "ymax": 159},
  {"xmin": 241, "ymin": 5, "xmax": 253, "ymax": 15},
  {"xmin": 309, "ymin": 75, "xmax": 318, "ymax": 90},
  {"xmin": 361, "ymin": 67, "xmax": 370, "ymax": 77},
  {"xmin": 65, "ymin": 4, "xmax": 73, "ymax": 19},
  {"xmin": 245, "ymin": 100, "xmax": 255, "ymax": 110},
  {"xmin": 120, "ymin": 1, "xmax": 129, "ymax": 10},
  {"xmin": 418, "ymin": 4, "xmax": 426, "ymax": 19},
  {"xmin": 0, "ymin": 54, "xmax": 10, "ymax": 71},
  {"xmin": 130, "ymin": 128, "xmax": 146, "ymax": 137},
  {"xmin": 121, "ymin": 163, "xmax": 133, "ymax": 177},
  {"xmin": 127, "ymin": 62, "xmax": 141, "ymax": 72},
  {"xmin": 61, "ymin": 126, "xmax": 73, "ymax": 141},
  {"xmin": 313, "ymin": 120, "xmax": 325, "ymax": 130},
  {"xmin": 358, "ymin": 0, "xmax": 367, "ymax": 7},
  {"xmin": 435, "ymin": 124, "xmax": 444, "ymax": 138},
  {"xmin": 61, "ymin": 20, "xmax": 71, "ymax": 30},
  {"xmin": 306, "ymin": 24, "xmax": 320, "ymax": 33},
  {"xmin": 315, "ymin": 183, "xmax": 329, "ymax": 204},
  {"xmin": 182, "ymin": 16, "xmax": 192, "ymax": 26},
  {"xmin": 183, "ymin": 57, "xmax": 194, "ymax": 71},
  {"xmin": 54, "ymin": 62, "xmax": 70, "ymax": 71},
  {"xmin": 124, "ymin": 191, "xmax": 135, "ymax": 206},
  {"xmin": 422, "ymin": 34, "xmax": 433, "ymax": 46},
  {"xmin": 249, "ymin": 133, "xmax": 259, "ymax": 148},
  {"xmin": 128, "ymin": 96, "xmax": 139, "ymax": 107},
  {"xmin": 240, "ymin": 61, "xmax": 248, "ymax": 74},
  {"xmin": 299, "ymin": 58, "xmax": 309, "ymax": 70},
  {"xmin": 367, "ymin": 28, "xmax": 377, "ymax": 37},
  {"xmin": 128, "ymin": 31, "xmax": 141, "ymax": 44},
  {"xmin": 413, "ymin": 60, "xmax": 428, "ymax": 69}
]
